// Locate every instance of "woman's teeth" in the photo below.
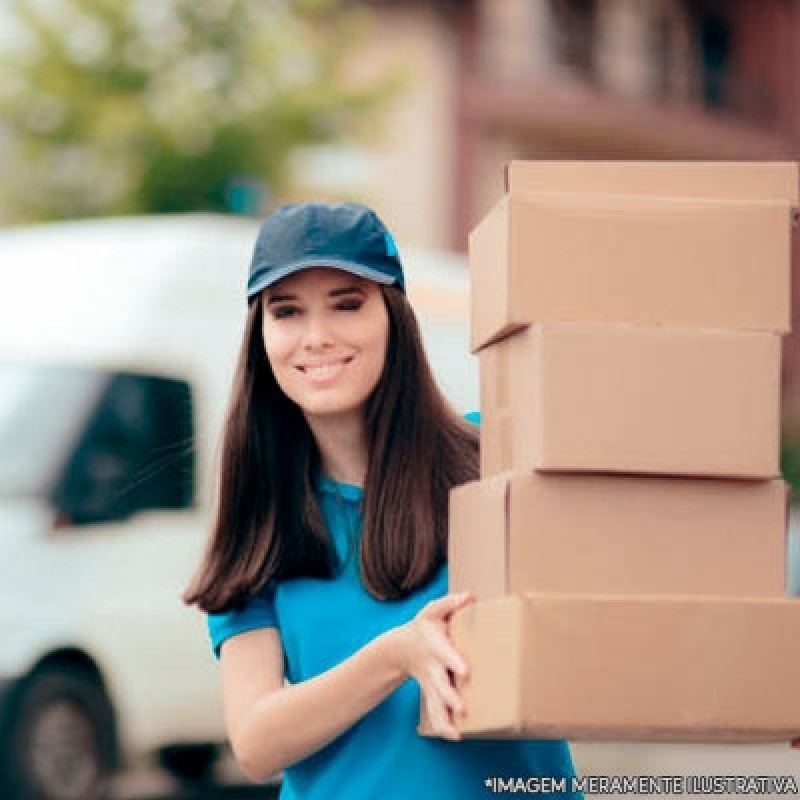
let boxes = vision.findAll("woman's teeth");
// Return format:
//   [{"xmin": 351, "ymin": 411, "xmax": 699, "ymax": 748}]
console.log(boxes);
[
  {"xmin": 300, "ymin": 357, "xmax": 353, "ymax": 379},
  {"xmin": 307, "ymin": 363, "xmax": 343, "ymax": 377}
]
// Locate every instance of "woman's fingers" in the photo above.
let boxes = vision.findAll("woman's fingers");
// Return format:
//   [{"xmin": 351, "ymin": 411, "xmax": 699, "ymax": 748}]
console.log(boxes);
[
  {"xmin": 423, "ymin": 624, "xmax": 469, "ymax": 678},
  {"xmin": 424, "ymin": 686, "xmax": 461, "ymax": 740},
  {"xmin": 421, "ymin": 591, "xmax": 474, "ymax": 620},
  {"xmin": 406, "ymin": 591, "xmax": 475, "ymax": 740},
  {"xmin": 424, "ymin": 686, "xmax": 459, "ymax": 739},
  {"xmin": 441, "ymin": 707, "xmax": 460, "ymax": 741},
  {"xmin": 428, "ymin": 661, "xmax": 466, "ymax": 716}
]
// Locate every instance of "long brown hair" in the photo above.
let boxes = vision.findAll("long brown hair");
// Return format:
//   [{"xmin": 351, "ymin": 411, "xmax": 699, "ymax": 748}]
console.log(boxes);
[{"xmin": 182, "ymin": 284, "xmax": 479, "ymax": 612}]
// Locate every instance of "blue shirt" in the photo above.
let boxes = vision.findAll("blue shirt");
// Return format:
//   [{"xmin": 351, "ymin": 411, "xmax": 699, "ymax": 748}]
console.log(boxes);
[{"xmin": 207, "ymin": 419, "xmax": 581, "ymax": 799}]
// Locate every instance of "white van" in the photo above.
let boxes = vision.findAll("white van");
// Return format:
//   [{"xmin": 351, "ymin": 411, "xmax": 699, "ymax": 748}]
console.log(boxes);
[{"xmin": 0, "ymin": 214, "xmax": 476, "ymax": 799}]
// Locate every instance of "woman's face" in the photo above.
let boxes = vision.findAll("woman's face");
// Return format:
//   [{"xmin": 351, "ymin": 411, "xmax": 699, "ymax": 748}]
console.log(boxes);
[{"xmin": 261, "ymin": 267, "xmax": 390, "ymax": 419}]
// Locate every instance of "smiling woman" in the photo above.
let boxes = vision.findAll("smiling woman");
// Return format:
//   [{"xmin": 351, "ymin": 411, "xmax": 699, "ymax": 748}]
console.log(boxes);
[
  {"xmin": 182, "ymin": 202, "xmax": 580, "ymax": 799},
  {"xmin": 261, "ymin": 270, "xmax": 389, "ymax": 435}
]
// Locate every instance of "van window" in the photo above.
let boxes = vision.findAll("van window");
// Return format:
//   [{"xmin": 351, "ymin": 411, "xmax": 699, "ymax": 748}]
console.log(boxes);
[
  {"xmin": 0, "ymin": 364, "xmax": 106, "ymax": 498},
  {"xmin": 53, "ymin": 371, "xmax": 195, "ymax": 525},
  {"xmin": 0, "ymin": 364, "xmax": 193, "ymax": 522}
]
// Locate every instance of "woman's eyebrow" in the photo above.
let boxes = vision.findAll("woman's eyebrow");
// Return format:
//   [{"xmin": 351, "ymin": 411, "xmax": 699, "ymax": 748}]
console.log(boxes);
[
  {"xmin": 266, "ymin": 286, "xmax": 364, "ymax": 304},
  {"xmin": 266, "ymin": 292, "xmax": 296, "ymax": 305}
]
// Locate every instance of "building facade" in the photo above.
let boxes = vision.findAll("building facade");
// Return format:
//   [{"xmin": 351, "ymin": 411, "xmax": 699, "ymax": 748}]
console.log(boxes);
[
  {"xmin": 456, "ymin": 0, "xmax": 798, "ymax": 240},
  {"xmin": 295, "ymin": 0, "xmax": 800, "ymax": 426}
]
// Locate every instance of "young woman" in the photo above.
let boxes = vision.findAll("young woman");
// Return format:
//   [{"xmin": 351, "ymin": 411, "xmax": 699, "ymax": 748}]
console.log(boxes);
[{"xmin": 183, "ymin": 202, "xmax": 581, "ymax": 798}]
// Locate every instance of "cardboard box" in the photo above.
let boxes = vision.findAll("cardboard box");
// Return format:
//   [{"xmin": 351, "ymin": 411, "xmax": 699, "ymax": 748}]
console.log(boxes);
[
  {"xmin": 449, "ymin": 473, "xmax": 788, "ymax": 600},
  {"xmin": 480, "ymin": 324, "xmax": 781, "ymax": 478},
  {"xmin": 418, "ymin": 593, "xmax": 800, "ymax": 741},
  {"xmin": 504, "ymin": 160, "xmax": 800, "ymax": 204},
  {"xmin": 469, "ymin": 195, "xmax": 791, "ymax": 351}
]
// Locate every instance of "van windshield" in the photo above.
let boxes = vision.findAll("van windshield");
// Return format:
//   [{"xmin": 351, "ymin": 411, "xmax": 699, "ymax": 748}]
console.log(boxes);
[{"xmin": 0, "ymin": 364, "xmax": 106, "ymax": 498}]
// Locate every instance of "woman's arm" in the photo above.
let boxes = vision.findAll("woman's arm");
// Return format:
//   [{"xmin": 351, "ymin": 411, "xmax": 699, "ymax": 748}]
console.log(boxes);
[{"xmin": 223, "ymin": 592, "xmax": 473, "ymax": 783}]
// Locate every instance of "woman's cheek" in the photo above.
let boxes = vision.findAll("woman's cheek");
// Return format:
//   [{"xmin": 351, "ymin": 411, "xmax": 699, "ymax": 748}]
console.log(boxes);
[
  {"xmin": 264, "ymin": 326, "xmax": 297, "ymax": 366},
  {"xmin": 276, "ymin": 353, "xmax": 300, "ymax": 387},
  {"xmin": 263, "ymin": 346, "xmax": 297, "ymax": 397}
]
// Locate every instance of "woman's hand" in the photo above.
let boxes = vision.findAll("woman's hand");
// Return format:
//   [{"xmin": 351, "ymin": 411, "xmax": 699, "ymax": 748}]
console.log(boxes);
[{"xmin": 391, "ymin": 591, "xmax": 475, "ymax": 741}]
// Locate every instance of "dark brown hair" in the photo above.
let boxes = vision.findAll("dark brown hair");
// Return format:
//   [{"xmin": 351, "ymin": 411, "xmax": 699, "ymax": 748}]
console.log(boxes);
[{"xmin": 182, "ymin": 285, "xmax": 479, "ymax": 613}]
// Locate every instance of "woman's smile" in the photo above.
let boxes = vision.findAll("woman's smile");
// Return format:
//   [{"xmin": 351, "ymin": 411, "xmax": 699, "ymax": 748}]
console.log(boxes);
[{"xmin": 297, "ymin": 355, "xmax": 356, "ymax": 385}]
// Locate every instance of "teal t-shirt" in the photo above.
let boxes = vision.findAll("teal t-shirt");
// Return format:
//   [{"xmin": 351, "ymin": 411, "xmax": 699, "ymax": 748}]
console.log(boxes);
[{"xmin": 207, "ymin": 416, "xmax": 581, "ymax": 799}]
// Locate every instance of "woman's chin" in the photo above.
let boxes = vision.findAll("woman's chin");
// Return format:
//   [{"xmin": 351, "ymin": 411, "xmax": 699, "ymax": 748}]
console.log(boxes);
[{"xmin": 300, "ymin": 396, "xmax": 366, "ymax": 420}]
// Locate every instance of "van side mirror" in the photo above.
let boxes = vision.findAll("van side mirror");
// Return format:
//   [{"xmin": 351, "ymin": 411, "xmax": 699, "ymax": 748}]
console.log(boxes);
[{"xmin": 52, "ymin": 372, "xmax": 194, "ymax": 525}]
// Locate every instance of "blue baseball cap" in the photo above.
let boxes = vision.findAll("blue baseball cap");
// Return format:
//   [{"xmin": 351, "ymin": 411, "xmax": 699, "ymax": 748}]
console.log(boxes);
[{"xmin": 246, "ymin": 202, "xmax": 405, "ymax": 305}]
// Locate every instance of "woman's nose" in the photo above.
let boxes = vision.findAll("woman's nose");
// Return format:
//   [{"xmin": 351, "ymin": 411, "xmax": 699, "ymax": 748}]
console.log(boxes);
[{"xmin": 302, "ymin": 311, "xmax": 335, "ymax": 350}]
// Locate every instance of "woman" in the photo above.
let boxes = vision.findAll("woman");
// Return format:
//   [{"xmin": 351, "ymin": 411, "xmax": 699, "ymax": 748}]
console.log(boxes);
[{"xmin": 183, "ymin": 202, "xmax": 580, "ymax": 798}]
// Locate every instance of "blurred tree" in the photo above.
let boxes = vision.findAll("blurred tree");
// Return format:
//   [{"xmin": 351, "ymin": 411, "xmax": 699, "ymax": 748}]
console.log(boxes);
[
  {"xmin": 781, "ymin": 437, "xmax": 800, "ymax": 504},
  {"xmin": 0, "ymin": 0, "xmax": 398, "ymax": 220}
]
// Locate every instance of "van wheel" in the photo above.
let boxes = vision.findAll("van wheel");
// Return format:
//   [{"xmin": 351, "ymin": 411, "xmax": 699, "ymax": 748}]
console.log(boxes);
[
  {"xmin": 158, "ymin": 743, "xmax": 218, "ymax": 784},
  {"xmin": 0, "ymin": 663, "xmax": 118, "ymax": 800}
]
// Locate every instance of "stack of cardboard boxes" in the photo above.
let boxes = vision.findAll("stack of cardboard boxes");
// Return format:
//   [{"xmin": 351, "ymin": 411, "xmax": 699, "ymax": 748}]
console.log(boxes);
[{"xmin": 421, "ymin": 161, "xmax": 800, "ymax": 741}]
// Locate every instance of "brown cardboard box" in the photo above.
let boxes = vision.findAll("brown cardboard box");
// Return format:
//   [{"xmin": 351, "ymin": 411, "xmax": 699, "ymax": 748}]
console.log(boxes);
[
  {"xmin": 504, "ymin": 160, "xmax": 800, "ymax": 204},
  {"xmin": 469, "ymin": 194, "xmax": 791, "ymax": 352},
  {"xmin": 448, "ymin": 473, "xmax": 788, "ymax": 600},
  {"xmin": 480, "ymin": 324, "xmax": 781, "ymax": 478},
  {"xmin": 418, "ymin": 593, "xmax": 800, "ymax": 741}
]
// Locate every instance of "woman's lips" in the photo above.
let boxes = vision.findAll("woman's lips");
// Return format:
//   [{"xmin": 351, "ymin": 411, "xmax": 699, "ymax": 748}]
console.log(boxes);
[{"xmin": 296, "ymin": 356, "xmax": 354, "ymax": 384}]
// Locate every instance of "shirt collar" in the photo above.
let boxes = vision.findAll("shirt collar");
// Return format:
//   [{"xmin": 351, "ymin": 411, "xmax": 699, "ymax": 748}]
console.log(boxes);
[{"xmin": 315, "ymin": 473, "xmax": 364, "ymax": 503}]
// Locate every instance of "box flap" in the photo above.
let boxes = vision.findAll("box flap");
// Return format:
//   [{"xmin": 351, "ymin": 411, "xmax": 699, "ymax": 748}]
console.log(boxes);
[
  {"xmin": 469, "ymin": 194, "xmax": 521, "ymax": 352},
  {"xmin": 448, "ymin": 474, "xmax": 510, "ymax": 599},
  {"xmin": 517, "ymin": 593, "xmax": 800, "ymax": 740},
  {"xmin": 504, "ymin": 160, "xmax": 799, "ymax": 205},
  {"xmin": 502, "ymin": 196, "xmax": 790, "ymax": 335}
]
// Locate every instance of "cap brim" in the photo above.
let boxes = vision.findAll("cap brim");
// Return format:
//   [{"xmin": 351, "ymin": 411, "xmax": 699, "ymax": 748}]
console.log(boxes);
[{"xmin": 247, "ymin": 258, "xmax": 395, "ymax": 302}]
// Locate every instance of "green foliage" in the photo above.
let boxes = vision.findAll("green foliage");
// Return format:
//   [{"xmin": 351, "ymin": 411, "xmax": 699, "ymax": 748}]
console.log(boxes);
[
  {"xmin": 781, "ymin": 435, "xmax": 800, "ymax": 504},
  {"xmin": 0, "ymin": 0, "xmax": 399, "ymax": 220}
]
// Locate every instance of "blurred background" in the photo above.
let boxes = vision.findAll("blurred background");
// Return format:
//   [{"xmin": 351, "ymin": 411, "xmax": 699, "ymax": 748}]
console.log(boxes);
[{"xmin": 1, "ymin": 0, "xmax": 799, "ymax": 798}]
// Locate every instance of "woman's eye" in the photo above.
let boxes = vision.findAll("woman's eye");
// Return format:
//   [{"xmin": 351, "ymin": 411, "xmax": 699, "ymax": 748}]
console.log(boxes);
[
  {"xmin": 336, "ymin": 299, "xmax": 363, "ymax": 311},
  {"xmin": 272, "ymin": 306, "xmax": 299, "ymax": 319}
]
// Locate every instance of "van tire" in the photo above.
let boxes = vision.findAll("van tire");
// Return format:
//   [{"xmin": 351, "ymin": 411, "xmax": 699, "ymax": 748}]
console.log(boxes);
[
  {"xmin": 158, "ymin": 742, "xmax": 218, "ymax": 784},
  {"xmin": 0, "ymin": 663, "xmax": 118, "ymax": 800}
]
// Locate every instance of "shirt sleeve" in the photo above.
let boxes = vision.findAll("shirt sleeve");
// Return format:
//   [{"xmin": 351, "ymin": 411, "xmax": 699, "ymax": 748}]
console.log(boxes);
[{"xmin": 206, "ymin": 585, "xmax": 279, "ymax": 661}]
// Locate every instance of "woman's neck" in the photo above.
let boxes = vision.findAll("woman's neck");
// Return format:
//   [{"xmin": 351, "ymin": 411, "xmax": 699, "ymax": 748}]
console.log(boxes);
[{"xmin": 304, "ymin": 410, "xmax": 369, "ymax": 488}]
